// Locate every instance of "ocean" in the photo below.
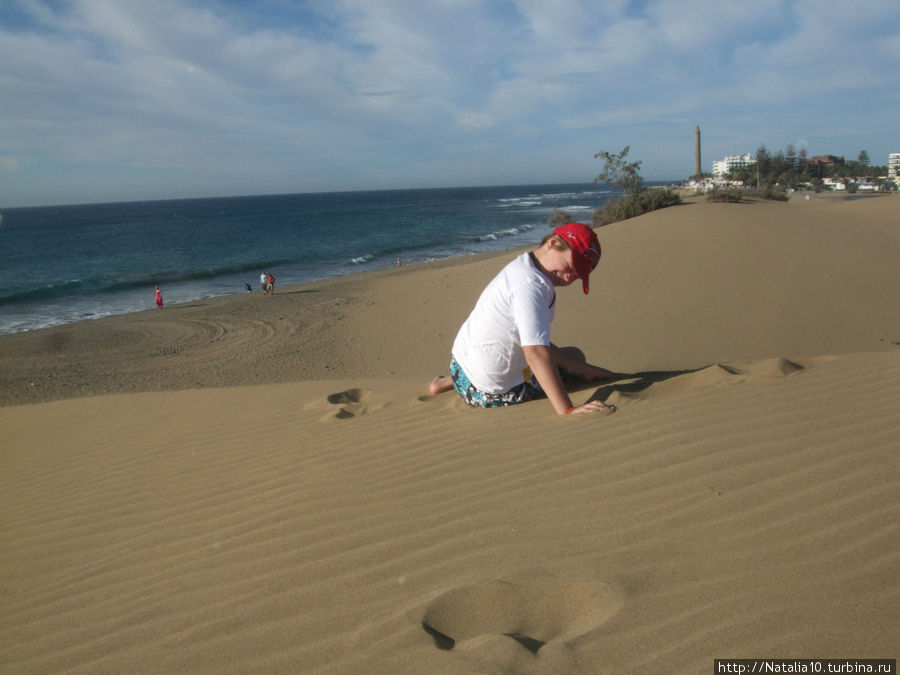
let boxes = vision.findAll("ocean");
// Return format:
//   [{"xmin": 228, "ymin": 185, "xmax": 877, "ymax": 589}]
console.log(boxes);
[{"xmin": 0, "ymin": 183, "xmax": 623, "ymax": 335}]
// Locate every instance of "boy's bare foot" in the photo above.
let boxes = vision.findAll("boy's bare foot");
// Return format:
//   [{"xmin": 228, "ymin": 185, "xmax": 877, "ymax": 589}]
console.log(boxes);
[{"xmin": 429, "ymin": 375, "xmax": 454, "ymax": 396}]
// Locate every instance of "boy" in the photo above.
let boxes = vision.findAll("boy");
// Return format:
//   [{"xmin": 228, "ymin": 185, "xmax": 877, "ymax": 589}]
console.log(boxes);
[{"xmin": 429, "ymin": 222, "xmax": 614, "ymax": 415}]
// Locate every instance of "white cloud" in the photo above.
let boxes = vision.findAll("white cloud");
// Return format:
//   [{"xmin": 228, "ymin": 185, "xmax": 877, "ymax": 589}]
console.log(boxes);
[
  {"xmin": 651, "ymin": 0, "xmax": 790, "ymax": 50},
  {"xmin": 0, "ymin": 0, "xmax": 898, "ymax": 206},
  {"xmin": 455, "ymin": 111, "xmax": 494, "ymax": 132}
]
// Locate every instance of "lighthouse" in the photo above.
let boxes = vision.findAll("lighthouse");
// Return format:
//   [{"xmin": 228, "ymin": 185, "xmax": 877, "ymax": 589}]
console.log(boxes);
[{"xmin": 694, "ymin": 126, "xmax": 701, "ymax": 177}]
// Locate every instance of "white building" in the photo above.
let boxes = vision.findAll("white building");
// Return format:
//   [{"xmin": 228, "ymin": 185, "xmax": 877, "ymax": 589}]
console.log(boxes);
[
  {"xmin": 889, "ymin": 152, "xmax": 900, "ymax": 178},
  {"xmin": 712, "ymin": 153, "xmax": 753, "ymax": 178}
]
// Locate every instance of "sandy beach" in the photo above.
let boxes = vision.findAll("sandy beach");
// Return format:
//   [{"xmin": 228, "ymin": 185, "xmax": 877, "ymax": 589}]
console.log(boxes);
[{"xmin": 2, "ymin": 194, "xmax": 898, "ymax": 673}]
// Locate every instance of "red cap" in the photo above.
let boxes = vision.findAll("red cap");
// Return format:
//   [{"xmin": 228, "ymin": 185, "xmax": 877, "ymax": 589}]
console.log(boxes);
[{"xmin": 553, "ymin": 223, "xmax": 601, "ymax": 294}]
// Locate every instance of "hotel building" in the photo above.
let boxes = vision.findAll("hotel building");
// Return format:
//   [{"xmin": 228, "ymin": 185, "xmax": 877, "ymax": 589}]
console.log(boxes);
[
  {"xmin": 889, "ymin": 153, "xmax": 900, "ymax": 179},
  {"xmin": 712, "ymin": 153, "xmax": 753, "ymax": 178}
]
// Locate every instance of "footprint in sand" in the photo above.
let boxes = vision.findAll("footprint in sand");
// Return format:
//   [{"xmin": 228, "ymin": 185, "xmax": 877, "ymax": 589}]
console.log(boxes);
[
  {"xmin": 421, "ymin": 579, "xmax": 624, "ymax": 667},
  {"xmin": 325, "ymin": 388, "xmax": 370, "ymax": 419}
]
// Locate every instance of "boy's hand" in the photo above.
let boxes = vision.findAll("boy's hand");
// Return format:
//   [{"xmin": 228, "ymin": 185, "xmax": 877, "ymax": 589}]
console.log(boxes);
[{"xmin": 570, "ymin": 399, "xmax": 616, "ymax": 414}]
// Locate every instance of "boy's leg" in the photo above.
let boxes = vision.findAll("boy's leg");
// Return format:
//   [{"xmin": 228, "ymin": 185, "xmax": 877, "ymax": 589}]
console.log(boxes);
[
  {"xmin": 549, "ymin": 344, "xmax": 614, "ymax": 381},
  {"xmin": 432, "ymin": 347, "xmax": 586, "ymax": 395},
  {"xmin": 549, "ymin": 344, "xmax": 586, "ymax": 371}
]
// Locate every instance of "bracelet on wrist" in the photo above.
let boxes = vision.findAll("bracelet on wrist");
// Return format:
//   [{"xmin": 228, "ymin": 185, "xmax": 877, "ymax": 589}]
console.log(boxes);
[{"xmin": 565, "ymin": 406, "xmax": 575, "ymax": 414}]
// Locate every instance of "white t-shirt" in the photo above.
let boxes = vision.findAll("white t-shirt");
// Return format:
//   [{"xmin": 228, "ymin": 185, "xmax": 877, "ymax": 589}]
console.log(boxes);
[{"xmin": 452, "ymin": 252, "xmax": 556, "ymax": 393}]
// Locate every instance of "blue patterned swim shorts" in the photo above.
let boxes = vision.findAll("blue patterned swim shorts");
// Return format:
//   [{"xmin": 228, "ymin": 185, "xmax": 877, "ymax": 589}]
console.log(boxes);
[{"xmin": 449, "ymin": 358, "xmax": 542, "ymax": 408}]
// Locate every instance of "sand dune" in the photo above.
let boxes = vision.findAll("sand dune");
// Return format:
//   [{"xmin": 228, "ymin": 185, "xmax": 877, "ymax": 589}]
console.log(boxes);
[{"xmin": 2, "ymin": 194, "xmax": 899, "ymax": 673}]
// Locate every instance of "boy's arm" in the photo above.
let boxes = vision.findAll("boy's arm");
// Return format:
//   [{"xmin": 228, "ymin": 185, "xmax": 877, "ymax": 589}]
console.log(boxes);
[{"xmin": 523, "ymin": 345, "xmax": 610, "ymax": 416}]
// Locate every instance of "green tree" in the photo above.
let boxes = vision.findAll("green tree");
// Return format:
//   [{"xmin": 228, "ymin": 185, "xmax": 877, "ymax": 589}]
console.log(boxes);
[
  {"xmin": 786, "ymin": 144, "xmax": 798, "ymax": 170},
  {"xmin": 590, "ymin": 145, "xmax": 680, "ymax": 226},
  {"xmin": 593, "ymin": 146, "xmax": 644, "ymax": 195},
  {"xmin": 798, "ymin": 145, "xmax": 810, "ymax": 180},
  {"xmin": 755, "ymin": 144, "xmax": 771, "ymax": 188},
  {"xmin": 726, "ymin": 164, "xmax": 755, "ymax": 185},
  {"xmin": 547, "ymin": 209, "xmax": 572, "ymax": 227}
]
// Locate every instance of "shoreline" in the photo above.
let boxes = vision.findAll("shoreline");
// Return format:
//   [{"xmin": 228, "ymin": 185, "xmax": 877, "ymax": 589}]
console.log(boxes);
[
  {"xmin": 0, "ymin": 182, "xmax": 617, "ymax": 337},
  {"xmin": 0, "ymin": 235, "xmax": 527, "ymax": 338},
  {"xmin": 0, "ymin": 244, "xmax": 508, "ymax": 337},
  {"xmin": 0, "ymin": 246, "xmax": 515, "ymax": 407}
]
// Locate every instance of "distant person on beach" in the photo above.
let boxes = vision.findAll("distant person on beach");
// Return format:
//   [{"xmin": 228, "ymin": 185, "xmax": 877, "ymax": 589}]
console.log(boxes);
[
  {"xmin": 244, "ymin": 282, "xmax": 252, "ymax": 292},
  {"xmin": 266, "ymin": 272, "xmax": 275, "ymax": 295},
  {"xmin": 260, "ymin": 272, "xmax": 268, "ymax": 293},
  {"xmin": 429, "ymin": 223, "xmax": 614, "ymax": 416},
  {"xmin": 154, "ymin": 285, "xmax": 164, "ymax": 309}
]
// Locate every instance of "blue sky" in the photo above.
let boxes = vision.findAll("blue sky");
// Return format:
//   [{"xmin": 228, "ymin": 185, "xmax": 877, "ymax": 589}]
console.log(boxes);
[{"xmin": 1, "ymin": 0, "xmax": 898, "ymax": 207}]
